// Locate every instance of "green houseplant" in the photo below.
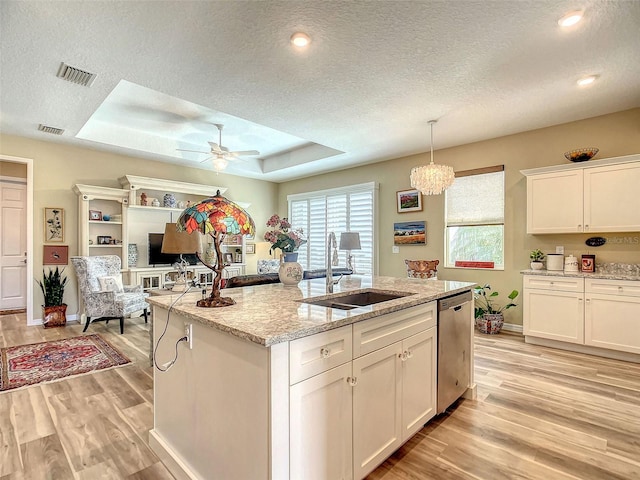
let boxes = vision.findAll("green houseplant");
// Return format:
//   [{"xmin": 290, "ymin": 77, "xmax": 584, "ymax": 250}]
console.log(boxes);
[
  {"xmin": 474, "ymin": 284, "xmax": 519, "ymax": 334},
  {"xmin": 37, "ymin": 267, "xmax": 68, "ymax": 328},
  {"xmin": 529, "ymin": 249, "xmax": 545, "ymax": 270}
]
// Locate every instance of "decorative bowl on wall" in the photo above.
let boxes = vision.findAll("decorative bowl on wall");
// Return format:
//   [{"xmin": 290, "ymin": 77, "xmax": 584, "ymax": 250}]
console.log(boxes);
[{"xmin": 564, "ymin": 148, "xmax": 599, "ymax": 162}]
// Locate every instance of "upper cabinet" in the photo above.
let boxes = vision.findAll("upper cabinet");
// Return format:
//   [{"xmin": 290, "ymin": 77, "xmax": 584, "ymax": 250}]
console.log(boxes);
[{"xmin": 522, "ymin": 154, "xmax": 640, "ymax": 234}]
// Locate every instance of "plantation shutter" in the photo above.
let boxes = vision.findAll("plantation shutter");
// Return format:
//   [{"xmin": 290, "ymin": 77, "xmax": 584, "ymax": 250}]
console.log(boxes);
[{"xmin": 289, "ymin": 183, "xmax": 376, "ymax": 274}]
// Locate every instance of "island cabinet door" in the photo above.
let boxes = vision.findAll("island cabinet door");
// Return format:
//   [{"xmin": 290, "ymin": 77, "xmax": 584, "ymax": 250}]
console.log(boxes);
[
  {"xmin": 289, "ymin": 362, "xmax": 353, "ymax": 480},
  {"xmin": 352, "ymin": 342, "xmax": 403, "ymax": 480},
  {"xmin": 401, "ymin": 327, "xmax": 437, "ymax": 442}
]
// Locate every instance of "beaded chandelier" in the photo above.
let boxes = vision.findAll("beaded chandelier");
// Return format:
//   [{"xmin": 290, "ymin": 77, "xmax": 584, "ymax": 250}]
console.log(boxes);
[{"xmin": 410, "ymin": 120, "xmax": 455, "ymax": 195}]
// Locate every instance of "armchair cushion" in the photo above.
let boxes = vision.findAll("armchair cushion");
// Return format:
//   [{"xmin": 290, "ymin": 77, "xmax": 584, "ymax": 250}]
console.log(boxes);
[{"xmin": 98, "ymin": 275, "xmax": 124, "ymax": 293}]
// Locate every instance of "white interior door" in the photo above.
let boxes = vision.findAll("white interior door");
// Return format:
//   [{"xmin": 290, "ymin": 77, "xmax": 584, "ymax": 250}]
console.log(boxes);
[{"xmin": 0, "ymin": 180, "xmax": 27, "ymax": 310}]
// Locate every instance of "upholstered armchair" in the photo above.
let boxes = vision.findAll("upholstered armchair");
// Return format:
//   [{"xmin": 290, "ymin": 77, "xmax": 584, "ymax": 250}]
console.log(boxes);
[
  {"xmin": 405, "ymin": 259, "xmax": 439, "ymax": 279},
  {"xmin": 71, "ymin": 255, "xmax": 149, "ymax": 334}
]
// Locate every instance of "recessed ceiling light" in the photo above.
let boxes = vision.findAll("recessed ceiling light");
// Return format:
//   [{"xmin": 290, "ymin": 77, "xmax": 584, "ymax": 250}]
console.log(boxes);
[
  {"xmin": 290, "ymin": 32, "xmax": 311, "ymax": 48},
  {"xmin": 577, "ymin": 75, "xmax": 598, "ymax": 86},
  {"xmin": 558, "ymin": 10, "xmax": 584, "ymax": 27}
]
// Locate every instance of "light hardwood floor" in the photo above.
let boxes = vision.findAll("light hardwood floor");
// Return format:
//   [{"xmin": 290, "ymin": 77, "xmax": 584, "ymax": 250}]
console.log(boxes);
[{"xmin": 1, "ymin": 313, "xmax": 639, "ymax": 479}]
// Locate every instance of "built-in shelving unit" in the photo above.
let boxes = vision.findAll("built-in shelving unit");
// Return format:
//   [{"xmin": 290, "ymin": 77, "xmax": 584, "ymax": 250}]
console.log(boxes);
[{"xmin": 73, "ymin": 184, "xmax": 130, "ymax": 266}]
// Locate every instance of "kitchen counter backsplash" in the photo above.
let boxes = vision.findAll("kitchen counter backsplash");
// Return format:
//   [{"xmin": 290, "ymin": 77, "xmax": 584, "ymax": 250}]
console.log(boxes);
[{"xmin": 522, "ymin": 263, "xmax": 640, "ymax": 281}]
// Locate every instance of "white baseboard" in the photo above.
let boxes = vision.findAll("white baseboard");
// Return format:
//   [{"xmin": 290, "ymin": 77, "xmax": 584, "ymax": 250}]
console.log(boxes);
[
  {"xmin": 501, "ymin": 322, "xmax": 523, "ymax": 334},
  {"xmin": 30, "ymin": 314, "xmax": 79, "ymax": 327},
  {"xmin": 149, "ymin": 430, "xmax": 198, "ymax": 480},
  {"xmin": 525, "ymin": 336, "xmax": 640, "ymax": 363}
]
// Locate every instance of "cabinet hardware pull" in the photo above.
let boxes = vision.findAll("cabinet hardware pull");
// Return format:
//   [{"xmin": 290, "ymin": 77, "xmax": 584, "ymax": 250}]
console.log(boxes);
[
  {"xmin": 578, "ymin": 224, "xmax": 582, "ymax": 229},
  {"xmin": 406, "ymin": 350, "xmax": 413, "ymax": 359},
  {"xmin": 399, "ymin": 351, "xmax": 409, "ymax": 361},
  {"xmin": 585, "ymin": 225, "xmax": 589, "ymax": 230},
  {"xmin": 320, "ymin": 347, "xmax": 330, "ymax": 358},
  {"xmin": 618, "ymin": 286, "xmax": 624, "ymax": 292},
  {"xmin": 346, "ymin": 376, "xmax": 358, "ymax": 386}
]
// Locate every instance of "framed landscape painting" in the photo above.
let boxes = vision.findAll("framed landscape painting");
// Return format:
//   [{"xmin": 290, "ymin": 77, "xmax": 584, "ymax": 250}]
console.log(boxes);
[
  {"xmin": 394, "ymin": 221, "xmax": 427, "ymax": 245},
  {"xmin": 396, "ymin": 189, "xmax": 422, "ymax": 213}
]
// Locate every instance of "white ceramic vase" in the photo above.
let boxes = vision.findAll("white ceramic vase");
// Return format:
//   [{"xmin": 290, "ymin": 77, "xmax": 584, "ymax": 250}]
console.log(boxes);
[
  {"xmin": 530, "ymin": 261, "xmax": 544, "ymax": 270},
  {"xmin": 279, "ymin": 253, "xmax": 303, "ymax": 286}
]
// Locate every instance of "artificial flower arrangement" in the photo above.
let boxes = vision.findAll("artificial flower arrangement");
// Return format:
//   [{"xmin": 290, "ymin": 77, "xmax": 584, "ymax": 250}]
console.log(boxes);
[{"xmin": 264, "ymin": 214, "xmax": 306, "ymax": 254}]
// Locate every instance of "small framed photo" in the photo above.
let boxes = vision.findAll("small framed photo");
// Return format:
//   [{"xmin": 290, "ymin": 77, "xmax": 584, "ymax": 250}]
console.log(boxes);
[
  {"xmin": 246, "ymin": 243, "xmax": 256, "ymax": 254},
  {"xmin": 235, "ymin": 253, "xmax": 242, "ymax": 263},
  {"xmin": 396, "ymin": 189, "xmax": 423, "ymax": 213},
  {"xmin": 89, "ymin": 210, "xmax": 103, "ymax": 221},
  {"xmin": 223, "ymin": 253, "xmax": 234, "ymax": 264},
  {"xmin": 97, "ymin": 235, "xmax": 112, "ymax": 245},
  {"xmin": 581, "ymin": 254, "xmax": 595, "ymax": 273},
  {"xmin": 44, "ymin": 207, "xmax": 64, "ymax": 242},
  {"xmin": 43, "ymin": 245, "xmax": 68, "ymax": 265}
]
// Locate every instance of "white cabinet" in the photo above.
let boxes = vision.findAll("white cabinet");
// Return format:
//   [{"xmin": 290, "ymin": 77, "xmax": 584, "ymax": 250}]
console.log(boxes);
[
  {"xmin": 289, "ymin": 362, "xmax": 353, "ymax": 480},
  {"xmin": 73, "ymin": 184, "xmax": 129, "ymax": 265},
  {"xmin": 288, "ymin": 303, "xmax": 437, "ymax": 480},
  {"xmin": 523, "ymin": 275, "xmax": 584, "ymax": 343},
  {"xmin": 524, "ymin": 275, "xmax": 640, "ymax": 356},
  {"xmin": 522, "ymin": 155, "xmax": 640, "ymax": 234},
  {"xmin": 584, "ymin": 163, "xmax": 640, "ymax": 232},
  {"xmin": 127, "ymin": 265, "xmax": 216, "ymax": 292},
  {"xmin": 526, "ymin": 169, "xmax": 583, "ymax": 234},
  {"xmin": 585, "ymin": 279, "xmax": 640, "ymax": 354}
]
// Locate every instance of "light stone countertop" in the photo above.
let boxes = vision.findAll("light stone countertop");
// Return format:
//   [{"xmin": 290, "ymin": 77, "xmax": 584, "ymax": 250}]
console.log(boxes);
[
  {"xmin": 146, "ymin": 275, "xmax": 476, "ymax": 346},
  {"xmin": 521, "ymin": 269, "xmax": 640, "ymax": 282}
]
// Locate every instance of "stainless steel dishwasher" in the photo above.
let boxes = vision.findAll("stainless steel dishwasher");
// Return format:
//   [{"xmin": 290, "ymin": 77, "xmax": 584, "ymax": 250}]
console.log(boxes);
[{"xmin": 437, "ymin": 291, "xmax": 472, "ymax": 413}]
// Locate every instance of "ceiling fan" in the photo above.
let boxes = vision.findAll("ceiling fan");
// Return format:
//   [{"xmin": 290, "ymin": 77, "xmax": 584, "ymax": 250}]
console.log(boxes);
[{"xmin": 177, "ymin": 124, "xmax": 260, "ymax": 172}]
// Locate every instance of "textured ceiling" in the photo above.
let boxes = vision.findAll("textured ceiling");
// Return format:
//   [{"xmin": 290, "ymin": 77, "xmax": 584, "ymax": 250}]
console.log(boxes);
[{"xmin": 1, "ymin": 0, "xmax": 639, "ymax": 182}]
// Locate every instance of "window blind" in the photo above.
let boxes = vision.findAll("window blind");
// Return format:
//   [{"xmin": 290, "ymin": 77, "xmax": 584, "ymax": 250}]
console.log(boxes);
[
  {"xmin": 289, "ymin": 183, "xmax": 376, "ymax": 275},
  {"xmin": 446, "ymin": 171, "xmax": 505, "ymax": 226}
]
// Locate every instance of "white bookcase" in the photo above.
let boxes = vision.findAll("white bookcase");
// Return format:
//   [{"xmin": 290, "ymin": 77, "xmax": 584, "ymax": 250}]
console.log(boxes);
[{"xmin": 72, "ymin": 184, "xmax": 130, "ymax": 266}]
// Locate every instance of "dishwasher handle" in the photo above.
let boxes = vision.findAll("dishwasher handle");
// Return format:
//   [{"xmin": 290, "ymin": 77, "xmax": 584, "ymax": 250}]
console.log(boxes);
[{"xmin": 438, "ymin": 291, "xmax": 473, "ymax": 311}]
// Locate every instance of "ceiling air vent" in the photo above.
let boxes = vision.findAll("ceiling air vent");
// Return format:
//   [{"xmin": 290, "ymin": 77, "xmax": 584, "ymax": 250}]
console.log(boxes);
[
  {"xmin": 56, "ymin": 62, "xmax": 97, "ymax": 87},
  {"xmin": 38, "ymin": 124, "xmax": 65, "ymax": 135}
]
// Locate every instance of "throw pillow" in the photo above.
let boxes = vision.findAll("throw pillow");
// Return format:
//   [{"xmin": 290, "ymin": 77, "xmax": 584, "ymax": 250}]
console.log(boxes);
[{"xmin": 98, "ymin": 275, "xmax": 124, "ymax": 293}]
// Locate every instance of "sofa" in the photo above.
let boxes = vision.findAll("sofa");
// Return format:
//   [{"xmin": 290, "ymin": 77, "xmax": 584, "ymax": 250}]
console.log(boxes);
[{"xmin": 225, "ymin": 267, "xmax": 353, "ymax": 289}]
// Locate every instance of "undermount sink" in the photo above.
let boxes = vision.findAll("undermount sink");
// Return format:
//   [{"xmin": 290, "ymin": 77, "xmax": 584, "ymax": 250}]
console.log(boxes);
[{"xmin": 300, "ymin": 289, "xmax": 413, "ymax": 310}]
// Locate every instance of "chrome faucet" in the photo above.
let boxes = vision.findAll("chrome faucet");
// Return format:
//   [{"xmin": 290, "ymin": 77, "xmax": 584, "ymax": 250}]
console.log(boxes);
[{"xmin": 327, "ymin": 232, "xmax": 342, "ymax": 293}]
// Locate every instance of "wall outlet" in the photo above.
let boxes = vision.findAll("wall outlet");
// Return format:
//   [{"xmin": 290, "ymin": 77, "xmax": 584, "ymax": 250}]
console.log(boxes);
[
  {"xmin": 184, "ymin": 323, "xmax": 193, "ymax": 349},
  {"xmin": 556, "ymin": 246, "xmax": 565, "ymax": 254},
  {"xmin": 392, "ymin": 246, "xmax": 400, "ymax": 254}
]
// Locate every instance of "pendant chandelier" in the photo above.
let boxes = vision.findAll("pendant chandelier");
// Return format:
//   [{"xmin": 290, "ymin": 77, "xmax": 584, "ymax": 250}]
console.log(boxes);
[{"xmin": 410, "ymin": 120, "xmax": 455, "ymax": 195}]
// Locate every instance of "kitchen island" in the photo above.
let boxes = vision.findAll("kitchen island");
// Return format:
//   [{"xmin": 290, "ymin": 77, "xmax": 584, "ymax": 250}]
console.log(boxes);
[{"xmin": 148, "ymin": 275, "xmax": 476, "ymax": 480}]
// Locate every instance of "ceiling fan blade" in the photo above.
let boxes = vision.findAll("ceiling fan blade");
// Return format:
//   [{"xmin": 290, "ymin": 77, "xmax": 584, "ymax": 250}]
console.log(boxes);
[
  {"xmin": 177, "ymin": 148, "xmax": 210, "ymax": 154},
  {"xmin": 199, "ymin": 156, "xmax": 213, "ymax": 164},
  {"xmin": 230, "ymin": 150, "xmax": 260, "ymax": 156}
]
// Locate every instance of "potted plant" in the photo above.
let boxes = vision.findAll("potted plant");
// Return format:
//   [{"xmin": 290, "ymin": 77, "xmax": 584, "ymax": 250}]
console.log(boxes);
[
  {"xmin": 474, "ymin": 284, "xmax": 519, "ymax": 334},
  {"xmin": 530, "ymin": 249, "xmax": 545, "ymax": 270},
  {"xmin": 37, "ymin": 266, "xmax": 68, "ymax": 328}
]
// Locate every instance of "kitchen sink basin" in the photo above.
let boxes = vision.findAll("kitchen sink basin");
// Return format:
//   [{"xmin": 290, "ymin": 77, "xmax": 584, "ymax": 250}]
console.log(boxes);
[{"xmin": 300, "ymin": 290, "xmax": 413, "ymax": 310}]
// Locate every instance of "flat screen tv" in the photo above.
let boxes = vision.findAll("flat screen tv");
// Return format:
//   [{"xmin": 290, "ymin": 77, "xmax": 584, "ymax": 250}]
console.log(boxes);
[{"xmin": 148, "ymin": 233, "xmax": 200, "ymax": 266}]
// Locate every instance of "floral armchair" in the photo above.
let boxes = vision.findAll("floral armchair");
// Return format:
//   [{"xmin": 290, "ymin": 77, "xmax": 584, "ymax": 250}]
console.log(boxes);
[{"xmin": 71, "ymin": 255, "xmax": 149, "ymax": 334}]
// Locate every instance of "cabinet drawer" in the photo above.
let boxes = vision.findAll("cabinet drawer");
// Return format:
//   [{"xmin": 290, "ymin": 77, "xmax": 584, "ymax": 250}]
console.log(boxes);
[
  {"xmin": 353, "ymin": 302, "xmax": 436, "ymax": 358},
  {"xmin": 585, "ymin": 278, "xmax": 640, "ymax": 297},
  {"xmin": 523, "ymin": 275, "xmax": 584, "ymax": 293},
  {"xmin": 289, "ymin": 325, "xmax": 352, "ymax": 384}
]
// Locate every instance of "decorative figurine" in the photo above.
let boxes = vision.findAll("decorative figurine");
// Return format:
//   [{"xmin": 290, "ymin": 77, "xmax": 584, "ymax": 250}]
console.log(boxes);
[{"xmin": 140, "ymin": 192, "xmax": 148, "ymax": 206}]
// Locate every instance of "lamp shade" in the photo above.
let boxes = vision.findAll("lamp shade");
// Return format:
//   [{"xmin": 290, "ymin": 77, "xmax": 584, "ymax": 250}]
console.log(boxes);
[
  {"xmin": 161, "ymin": 223, "xmax": 201, "ymax": 254},
  {"xmin": 339, "ymin": 232, "xmax": 361, "ymax": 250}
]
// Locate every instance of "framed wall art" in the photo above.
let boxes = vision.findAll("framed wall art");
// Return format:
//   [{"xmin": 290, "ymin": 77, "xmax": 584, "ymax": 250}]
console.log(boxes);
[
  {"xmin": 396, "ymin": 189, "xmax": 423, "ymax": 213},
  {"xmin": 246, "ymin": 243, "xmax": 256, "ymax": 254},
  {"xmin": 43, "ymin": 245, "xmax": 69, "ymax": 265},
  {"xmin": 44, "ymin": 207, "xmax": 64, "ymax": 242},
  {"xmin": 393, "ymin": 221, "xmax": 426, "ymax": 245},
  {"xmin": 223, "ymin": 253, "xmax": 234, "ymax": 264}
]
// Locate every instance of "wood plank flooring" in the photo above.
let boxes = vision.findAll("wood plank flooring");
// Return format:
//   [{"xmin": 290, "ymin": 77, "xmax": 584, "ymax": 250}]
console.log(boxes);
[{"xmin": 1, "ymin": 313, "xmax": 639, "ymax": 479}]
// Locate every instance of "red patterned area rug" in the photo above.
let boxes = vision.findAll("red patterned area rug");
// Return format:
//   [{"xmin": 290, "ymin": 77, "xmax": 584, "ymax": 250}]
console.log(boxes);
[{"xmin": 0, "ymin": 334, "xmax": 130, "ymax": 392}]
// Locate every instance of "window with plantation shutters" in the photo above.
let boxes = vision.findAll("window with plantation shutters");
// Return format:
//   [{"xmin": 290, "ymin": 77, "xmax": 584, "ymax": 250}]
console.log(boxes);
[
  {"xmin": 445, "ymin": 167, "xmax": 505, "ymax": 269},
  {"xmin": 288, "ymin": 182, "xmax": 377, "ymax": 275}
]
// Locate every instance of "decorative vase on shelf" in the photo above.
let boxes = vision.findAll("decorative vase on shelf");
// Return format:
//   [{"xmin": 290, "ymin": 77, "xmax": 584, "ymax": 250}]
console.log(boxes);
[
  {"xmin": 279, "ymin": 252, "xmax": 303, "ymax": 286},
  {"xmin": 530, "ymin": 261, "xmax": 544, "ymax": 270},
  {"xmin": 163, "ymin": 193, "xmax": 177, "ymax": 208},
  {"xmin": 128, "ymin": 244, "xmax": 138, "ymax": 268}
]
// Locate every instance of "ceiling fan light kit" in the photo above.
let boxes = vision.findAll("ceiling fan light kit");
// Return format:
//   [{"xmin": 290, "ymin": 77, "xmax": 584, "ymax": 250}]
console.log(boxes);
[
  {"xmin": 410, "ymin": 120, "xmax": 455, "ymax": 195},
  {"xmin": 177, "ymin": 123, "xmax": 260, "ymax": 173}
]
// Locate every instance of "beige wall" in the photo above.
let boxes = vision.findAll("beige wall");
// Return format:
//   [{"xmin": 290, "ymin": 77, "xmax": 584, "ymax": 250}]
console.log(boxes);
[
  {"xmin": 0, "ymin": 160, "xmax": 27, "ymax": 178},
  {"xmin": 278, "ymin": 108, "xmax": 640, "ymax": 326},
  {"xmin": 0, "ymin": 134, "xmax": 278, "ymax": 320}
]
